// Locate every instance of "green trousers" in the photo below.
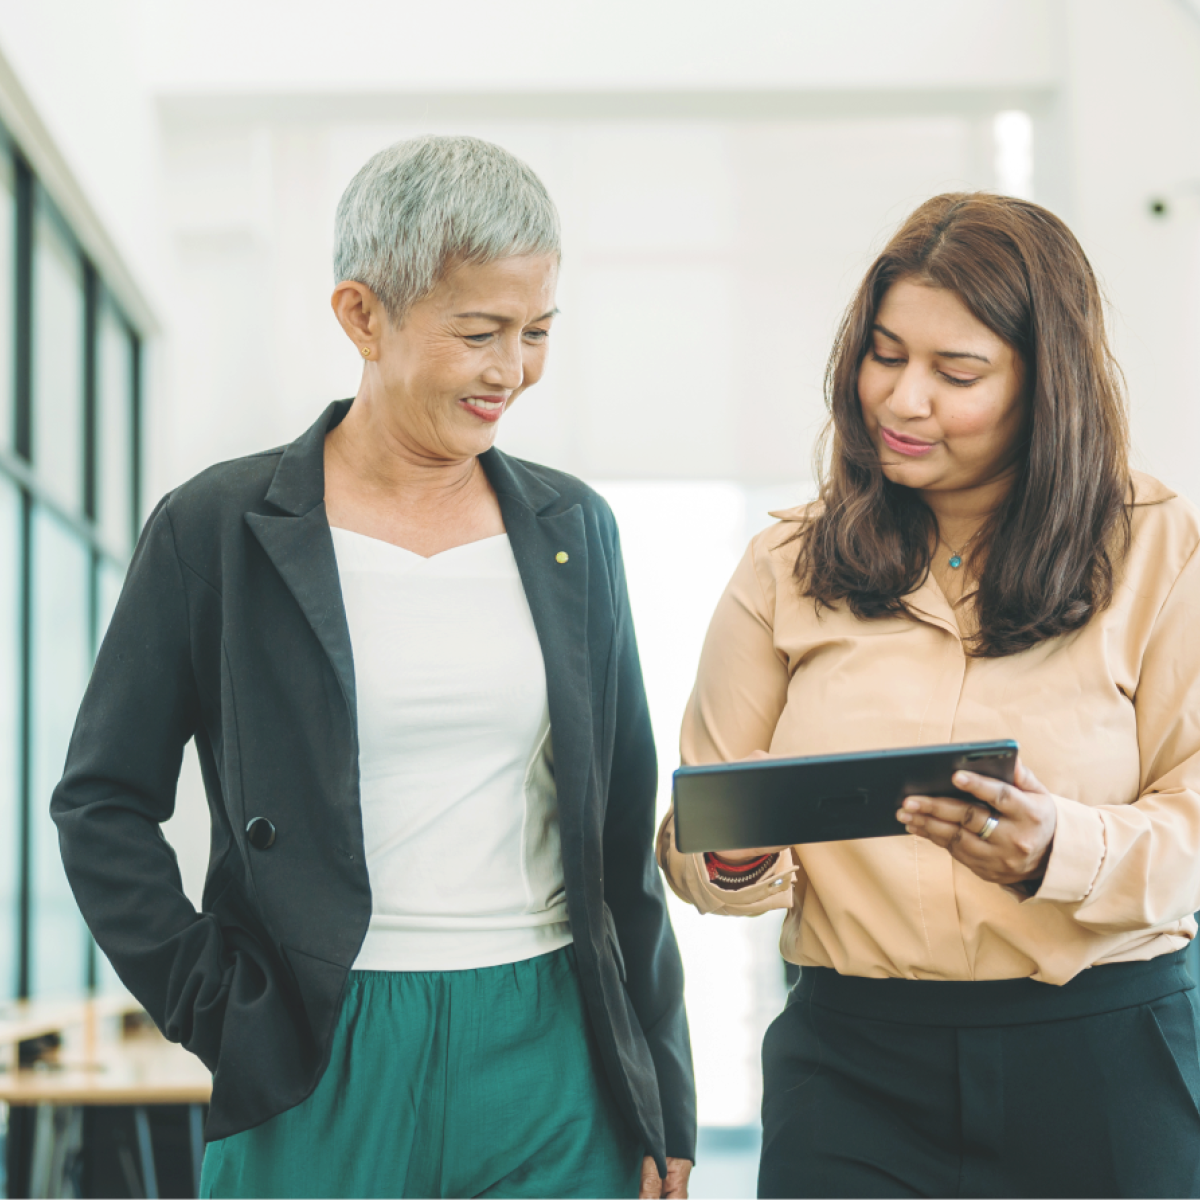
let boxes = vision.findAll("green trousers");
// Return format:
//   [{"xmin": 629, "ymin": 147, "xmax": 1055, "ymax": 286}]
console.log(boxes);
[{"xmin": 200, "ymin": 946, "xmax": 644, "ymax": 1199}]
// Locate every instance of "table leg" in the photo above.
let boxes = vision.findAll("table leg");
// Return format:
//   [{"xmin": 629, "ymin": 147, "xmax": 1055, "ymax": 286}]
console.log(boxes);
[
  {"xmin": 189, "ymin": 1104, "xmax": 204, "ymax": 1197},
  {"xmin": 28, "ymin": 1105, "xmax": 54, "ymax": 1197},
  {"xmin": 4, "ymin": 1105, "xmax": 36, "ymax": 1199},
  {"xmin": 133, "ymin": 1105, "xmax": 159, "ymax": 1200},
  {"xmin": 25, "ymin": 1105, "xmax": 82, "ymax": 1198}
]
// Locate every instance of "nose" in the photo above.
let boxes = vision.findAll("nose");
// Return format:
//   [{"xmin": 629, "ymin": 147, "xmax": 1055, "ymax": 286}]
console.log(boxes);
[
  {"xmin": 886, "ymin": 364, "xmax": 933, "ymax": 421},
  {"xmin": 481, "ymin": 333, "xmax": 524, "ymax": 391}
]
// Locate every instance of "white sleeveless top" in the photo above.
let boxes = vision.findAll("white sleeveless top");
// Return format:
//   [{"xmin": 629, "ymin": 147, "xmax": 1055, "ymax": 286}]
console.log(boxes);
[{"xmin": 331, "ymin": 528, "xmax": 572, "ymax": 971}]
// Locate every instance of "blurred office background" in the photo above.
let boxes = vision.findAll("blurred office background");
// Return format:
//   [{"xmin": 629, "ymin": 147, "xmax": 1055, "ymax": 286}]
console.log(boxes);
[{"xmin": 1, "ymin": 0, "xmax": 1199, "ymax": 1194}]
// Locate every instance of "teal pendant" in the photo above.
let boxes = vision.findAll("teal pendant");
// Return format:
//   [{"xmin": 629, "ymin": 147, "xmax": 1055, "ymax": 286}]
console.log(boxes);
[{"xmin": 948, "ymin": 555, "xmax": 963, "ymax": 569}]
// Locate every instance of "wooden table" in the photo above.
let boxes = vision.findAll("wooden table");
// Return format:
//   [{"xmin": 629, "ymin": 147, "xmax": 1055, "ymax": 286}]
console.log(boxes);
[{"xmin": 0, "ymin": 994, "xmax": 211, "ymax": 1198}]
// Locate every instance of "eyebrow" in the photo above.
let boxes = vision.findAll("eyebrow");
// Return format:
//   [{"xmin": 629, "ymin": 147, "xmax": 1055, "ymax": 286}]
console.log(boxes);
[
  {"xmin": 873, "ymin": 322, "xmax": 991, "ymax": 365},
  {"xmin": 454, "ymin": 309, "xmax": 560, "ymax": 323}
]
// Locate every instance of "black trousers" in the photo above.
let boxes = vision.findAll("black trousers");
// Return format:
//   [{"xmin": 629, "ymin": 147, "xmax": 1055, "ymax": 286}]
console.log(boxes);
[{"xmin": 759, "ymin": 951, "xmax": 1200, "ymax": 1199}]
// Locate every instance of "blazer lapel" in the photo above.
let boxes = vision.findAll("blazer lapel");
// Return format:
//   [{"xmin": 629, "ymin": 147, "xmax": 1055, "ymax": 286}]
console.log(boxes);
[
  {"xmin": 245, "ymin": 508, "xmax": 356, "ymax": 718},
  {"xmin": 245, "ymin": 400, "xmax": 358, "ymax": 719},
  {"xmin": 483, "ymin": 450, "xmax": 594, "ymax": 877}
]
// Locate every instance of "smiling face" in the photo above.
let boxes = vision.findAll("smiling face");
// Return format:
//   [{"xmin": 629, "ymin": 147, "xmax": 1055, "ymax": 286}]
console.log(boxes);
[
  {"xmin": 365, "ymin": 253, "xmax": 558, "ymax": 462},
  {"xmin": 857, "ymin": 278, "xmax": 1027, "ymax": 503}
]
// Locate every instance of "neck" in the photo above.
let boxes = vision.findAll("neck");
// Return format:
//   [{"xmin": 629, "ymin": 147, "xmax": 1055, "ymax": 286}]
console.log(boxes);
[
  {"xmin": 328, "ymin": 383, "xmax": 481, "ymax": 507},
  {"xmin": 920, "ymin": 464, "xmax": 1018, "ymax": 550}
]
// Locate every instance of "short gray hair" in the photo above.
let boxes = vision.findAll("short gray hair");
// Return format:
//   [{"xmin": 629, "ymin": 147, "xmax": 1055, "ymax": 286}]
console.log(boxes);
[{"xmin": 333, "ymin": 135, "xmax": 561, "ymax": 322}]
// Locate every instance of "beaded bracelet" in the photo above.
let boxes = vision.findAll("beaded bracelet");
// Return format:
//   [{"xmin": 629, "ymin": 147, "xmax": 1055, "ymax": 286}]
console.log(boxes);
[{"xmin": 704, "ymin": 851, "xmax": 780, "ymax": 890}]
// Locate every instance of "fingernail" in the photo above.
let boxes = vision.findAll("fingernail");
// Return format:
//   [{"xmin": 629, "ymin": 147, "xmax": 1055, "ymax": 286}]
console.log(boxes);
[
  {"xmin": 897, "ymin": 811, "xmax": 911, "ymax": 823},
  {"xmin": 954, "ymin": 771, "xmax": 969, "ymax": 786},
  {"xmin": 903, "ymin": 798, "xmax": 920, "ymax": 810}
]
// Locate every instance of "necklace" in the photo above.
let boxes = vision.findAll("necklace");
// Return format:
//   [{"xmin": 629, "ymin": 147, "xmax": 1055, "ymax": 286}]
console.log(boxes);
[{"xmin": 940, "ymin": 529, "xmax": 979, "ymax": 570}]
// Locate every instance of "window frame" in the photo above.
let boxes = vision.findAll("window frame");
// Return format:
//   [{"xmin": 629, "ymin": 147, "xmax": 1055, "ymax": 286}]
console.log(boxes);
[{"xmin": 0, "ymin": 138, "xmax": 142, "ymax": 1000}]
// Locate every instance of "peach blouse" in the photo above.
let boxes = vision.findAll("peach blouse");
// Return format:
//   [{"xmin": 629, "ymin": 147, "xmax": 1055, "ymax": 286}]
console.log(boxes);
[{"xmin": 657, "ymin": 473, "xmax": 1200, "ymax": 985}]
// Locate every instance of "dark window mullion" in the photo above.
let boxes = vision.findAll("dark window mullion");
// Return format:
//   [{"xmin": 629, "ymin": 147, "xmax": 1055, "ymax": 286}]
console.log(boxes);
[
  {"xmin": 13, "ymin": 145, "xmax": 32, "ymax": 1001},
  {"xmin": 83, "ymin": 261, "xmax": 98, "ymax": 522},
  {"xmin": 16, "ymin": 489, "xmax": 30, "ymax": 1000}
]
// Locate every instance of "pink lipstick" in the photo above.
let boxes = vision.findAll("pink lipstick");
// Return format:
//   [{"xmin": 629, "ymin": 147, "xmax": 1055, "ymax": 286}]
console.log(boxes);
[
  {"xmin": 460, "ymin": 395, "xmax": 507, "ymax": 423},
  {"xmin": 880, "ymin": 427, "xmax": 936, "ymax": 457}
]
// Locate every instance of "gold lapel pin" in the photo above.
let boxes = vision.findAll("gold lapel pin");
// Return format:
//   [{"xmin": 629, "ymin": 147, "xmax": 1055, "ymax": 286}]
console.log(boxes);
[{"xmin": 555, "ymin": 551, "xmax": 569, "ymax": 564}]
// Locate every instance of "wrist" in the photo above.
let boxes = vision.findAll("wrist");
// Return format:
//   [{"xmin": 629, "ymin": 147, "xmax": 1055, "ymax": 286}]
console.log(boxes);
[{"xmin": 704, "ymin": 851, "xmax": 779, "ymax": 890}]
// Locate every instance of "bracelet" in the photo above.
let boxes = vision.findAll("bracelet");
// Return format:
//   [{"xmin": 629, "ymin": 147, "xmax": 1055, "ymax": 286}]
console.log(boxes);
[
  {"xmin": 704, "ymin": 852, "xmax": 780, "ymax": 890},
  {"xmin": 705, "ymin": 852, "xmax": 772, "ymax": 877}
]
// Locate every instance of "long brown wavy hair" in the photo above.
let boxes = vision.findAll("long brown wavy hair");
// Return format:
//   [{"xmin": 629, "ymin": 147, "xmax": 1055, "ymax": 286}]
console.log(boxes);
[{"xmin": 795, "ymin": 192, "xmax": 1132, "ymax": 658}]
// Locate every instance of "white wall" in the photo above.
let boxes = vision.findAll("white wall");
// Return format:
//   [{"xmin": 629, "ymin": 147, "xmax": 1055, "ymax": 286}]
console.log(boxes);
[
  {"xmin": 1060, "ymin": 0, "xmax": 1200, "ymax": 493},
  {"xmin": 137, "ymin": 10, "xmax": 1200, "ymax": 502},
  {"xmin": 137, "ymin": 0, "xmax": 1056, "ymax": 93},
  {"xmin": 2, "ymin": 0, "xmax": 1190, "ymax": 496}
]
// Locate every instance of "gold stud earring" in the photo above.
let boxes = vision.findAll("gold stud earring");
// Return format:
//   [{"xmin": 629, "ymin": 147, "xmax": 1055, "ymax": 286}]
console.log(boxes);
[{"xmin": 361, "ymin": 346, "xmax": 371, "ymax": 358}]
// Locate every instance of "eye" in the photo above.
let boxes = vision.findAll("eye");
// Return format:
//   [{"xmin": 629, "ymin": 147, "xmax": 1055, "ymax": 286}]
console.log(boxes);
[
  {"xmin": 940, "ymin": 371, "xmax": 979, "ymax": 388},
  {"xmin": 464, "ymin": 333, "xmax": 495, "ymax": 345},
  {"xmin": 523, "ymin": 328, "xmax": 550, "ymax": 344},
  {"xmin": 870, "ymin": 350, "xmax": 904, "ymax": 367}
]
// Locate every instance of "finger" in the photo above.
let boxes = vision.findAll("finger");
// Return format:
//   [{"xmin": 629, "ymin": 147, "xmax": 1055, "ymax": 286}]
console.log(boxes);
[
  {"xmin": 640, "ymin": 1157, "xmax": 663, "ymax": 1200},
  {"xmin": 904, "ymin": 819, "xmax": 1022, "ymax": 882},
  {"xmin": 1013, "ymin": 756, "xmax": 1049, "ymax": 795},
  {"xmin": 907, "ymin": 811, "xmax": 1003, "ymax": 855},
  {"xmin": 952, "ymin": 771, "xmax": 1028, "ymax": 815},
  {"xmin": 904, "ymin": 812, "xmax": 968, "ymax": 851},
  {"xmin": 898, "ymin": 796, "xmax": 992, "ymax": 831}
]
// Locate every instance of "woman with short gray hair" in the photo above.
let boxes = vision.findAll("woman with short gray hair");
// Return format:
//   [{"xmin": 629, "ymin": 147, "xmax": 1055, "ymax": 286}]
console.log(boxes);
[{"xmin": 52, "ymin": 135, "xmax": 696, "ymax": 1198}]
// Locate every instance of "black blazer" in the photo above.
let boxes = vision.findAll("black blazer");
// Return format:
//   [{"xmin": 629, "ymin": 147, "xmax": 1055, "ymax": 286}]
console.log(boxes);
[{"xmin": 51, "ymin": 400, "xmax": 696, "ymax": 1170}]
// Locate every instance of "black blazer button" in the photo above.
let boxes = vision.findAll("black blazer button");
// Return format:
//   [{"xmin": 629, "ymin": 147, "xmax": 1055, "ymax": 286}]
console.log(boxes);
[{"xmin": 246, "ymin": 817, "xmax": 276, "ymax": 850}]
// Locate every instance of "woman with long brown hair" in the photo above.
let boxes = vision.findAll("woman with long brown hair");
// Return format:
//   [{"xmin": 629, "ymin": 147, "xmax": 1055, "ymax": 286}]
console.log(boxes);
[{"xmin": 658, "ymin": 192, "xmax": 1200, "ymax": 1198}]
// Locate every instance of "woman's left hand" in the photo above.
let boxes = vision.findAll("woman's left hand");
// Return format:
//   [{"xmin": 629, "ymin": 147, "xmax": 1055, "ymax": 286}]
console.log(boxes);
[{"xmin": 896, "ymin": 757, "xmax": 1058, "ymax": 888}]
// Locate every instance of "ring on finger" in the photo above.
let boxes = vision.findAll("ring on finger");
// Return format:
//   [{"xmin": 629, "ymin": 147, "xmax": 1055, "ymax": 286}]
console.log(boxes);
[{"xmin": 976, "ymin": 814, "xmax": 999, "ymax": 842}]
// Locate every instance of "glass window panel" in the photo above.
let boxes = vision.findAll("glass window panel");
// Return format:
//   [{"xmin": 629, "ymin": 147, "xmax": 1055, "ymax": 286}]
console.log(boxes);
[
  {"xmin": 0, "ymin": 154, "xmax": 13, "ymax": 455},
  {"xmin": 96, "ymin": 301, "xmax": 133, "ymax": 555},
  {"xmin": 29, "ymin": 505, "xmax": 90, "ymax": 997},
  {"xmin": 31, "ymin": 201, "xmax": 85, "ymax": 514},
  {"xmin": 0, "ymin": 479, "xmax": 19, "ymax": 998}
]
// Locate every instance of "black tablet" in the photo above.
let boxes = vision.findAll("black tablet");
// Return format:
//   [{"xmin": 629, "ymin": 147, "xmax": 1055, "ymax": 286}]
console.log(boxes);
[{"xmin": 672, "ymin": 739, "xmax": 1018, "ymax": 853}]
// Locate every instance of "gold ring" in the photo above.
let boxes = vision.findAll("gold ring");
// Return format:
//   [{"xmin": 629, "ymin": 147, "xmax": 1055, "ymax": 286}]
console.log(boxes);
[{"xmin": 977, "ymin": 815, "xmax": 999, "ymax": 842}]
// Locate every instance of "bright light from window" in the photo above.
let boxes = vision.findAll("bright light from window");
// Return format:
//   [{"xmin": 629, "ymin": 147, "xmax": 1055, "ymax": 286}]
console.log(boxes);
[
  {"xmin": 993, "ymin": 110, "xmax": 1034, "ymax": 200},
  {"xmin": 593, "ymin": 479, "xmax": 810, "ymax": 1126}
]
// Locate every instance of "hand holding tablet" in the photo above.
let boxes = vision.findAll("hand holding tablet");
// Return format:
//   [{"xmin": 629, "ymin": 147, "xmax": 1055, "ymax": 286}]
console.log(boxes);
[{"xmin": 898, "ymin": 755, "xmax": 1058, "ymax": 889}]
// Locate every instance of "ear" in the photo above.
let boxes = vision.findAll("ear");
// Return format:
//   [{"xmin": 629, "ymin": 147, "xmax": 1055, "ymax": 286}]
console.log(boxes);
[{"xmin": 331, "ymin": 281, "xmax": 387, "ymax": 356}]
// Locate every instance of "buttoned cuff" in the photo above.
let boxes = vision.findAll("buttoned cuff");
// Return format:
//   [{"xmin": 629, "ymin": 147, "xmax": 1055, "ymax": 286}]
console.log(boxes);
[
  {"xmin": 1030, "ymin": 795, "xmax": 1105, "ymax": 904},
  {"xmin": 655, "ymin": 810, "xmax": 796, "ymax": 916}
]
